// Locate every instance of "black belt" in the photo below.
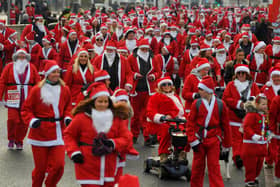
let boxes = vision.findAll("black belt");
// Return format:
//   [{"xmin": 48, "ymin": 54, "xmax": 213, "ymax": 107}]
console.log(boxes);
[
  {"xmin": 270, "ymin": 56, "xmax": 280, "ymax": 60},
  {"xmin": 38, "ymin": 117, "xmax": 63, "ymax": 122},
  {"xmin": 78, "ymin": 142, "xmax": 93, "ymax": 146},
  {"xmin": 250, "ymin": 70, "xmax": 266, "ymax": 73},
  {"xmin": 6, "ymin": 83, "xmax": 35, "ymax": 86}
]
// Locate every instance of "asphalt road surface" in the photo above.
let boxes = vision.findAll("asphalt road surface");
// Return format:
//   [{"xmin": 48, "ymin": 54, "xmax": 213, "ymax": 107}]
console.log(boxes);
[{"xmin": 0, "ymin": 106, "xmax": 265, "ymax": 187}]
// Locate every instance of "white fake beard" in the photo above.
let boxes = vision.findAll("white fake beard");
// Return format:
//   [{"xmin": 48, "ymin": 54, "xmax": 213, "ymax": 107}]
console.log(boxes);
[
  {"xmin": 40, "ymin": 83, "xmax": 61, "ymax": 106},
  {"xmin": 144, "ymin": 35, "xmax": 152, "ymax": 43},
  {"xmin": 157, "ymin": 14, "xmax": 163, "ymax": 20},
  {"xmin": 272, "ymin": 83, "xmax": 280, "ymax": 95},
  {"xmin": 254, "ymin": 53, "xmax": 264, "ymax": 69},
  {"xmin": 94, "ymin": 44, "xmax": 104, "ymax": 55},
  {"xmin": 200, "ymin": 18, "xmax": 205, "ymax": 23},
  {"xmin": 137, "ymin": 50, "xmax": 149, "ymax": 61},
  {"xmin": 234, "ymin": 79, "xmax": 249, "ymax": 93},
  {"xmin": 236, "ymin": 17, "xmax": 241, "ymax": 23},
  {"xmin": 164, "ymin": 38, "xmax": 171, "ymax": 45},
  {"xmin": 155, "ymin": 36, "xmax": 162, "ymax": 43},
  {"xmin": 61, "ymin": 36, "xmax": 67, "ymax": 43},
  {"xmin": 116, "ymin": 28, "xmax": 123, "ymax": 38},
  {"xmin": 273, "ymin": 44, "xmax": 280, "ymax": 54},
  {"xmin": 216, "ymin": 53, "xmax": 227, "ymax": 67},
  {"xmin": 36, "ymin": 22, "xmax": 45, "ymax": 33},
  {"xmin": 190, "ymin": 48, "xmax": 199, "ymax": 57},
  {"xmin": 228, "ymin": 16, "xmax": 233, "ymax": 22},
  {"xmin": 170, "ymin": 31, "xmax": 177, "ymax": 38},
  {"xmin": 205, "ymin": 39, "xmax": 212, "ymax": 47},
  {"xmin": 223, "ymin": 41, "xmax": 230, "ymax": 50},
  {"xmin": 92, "ymin": 109, "xmax": 113, "ymax": 133},
  {"xmin": 105, "ymin": 52, "xmax": 116, "ymax": 66},
  {"xmin": 126, "ymin": 39, "xmax": 136, "ymax": 52},
  {"xmin": 14, "ymin": 59, "xmax": 28, "ymax": 74}
]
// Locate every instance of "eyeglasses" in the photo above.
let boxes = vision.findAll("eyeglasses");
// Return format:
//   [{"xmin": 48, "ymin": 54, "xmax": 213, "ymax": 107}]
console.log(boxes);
[
  {"xmin": 161, "ymin": 83, "xmax": 172, "ymax": 87},
  {"xmin": 237, "ymin": 72, "xmax": 246, "ymax": 75},
  {"xmin": 96, "ymin": 39, "xmax": 103, "ymax": 42}
]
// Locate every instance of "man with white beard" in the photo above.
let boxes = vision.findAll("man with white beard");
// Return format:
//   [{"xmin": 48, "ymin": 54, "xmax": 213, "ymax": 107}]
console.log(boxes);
[
  {"xmin": 203, "ymin": 31, "xmax": 213, "ymax": 47},
  {"xmin": 112, "ymin": 22, "xmax": 124, "ymax": 42},
  {"xmin": 265, "ymin": 36, "xmax": 280, "ymax": 66},
  {"xmin": 223, "ymin": 32, "xmax": 234, "ymax": 55},
  {"xmin": 195, "ymin": 13, "xmax": 209, "ymax": 33},
  {"xmin": 0, "ymin": 49, "xmax": 40, "ymax": 150},
  {"xmin": 132, "ymin": 10, "xmax": 148, "ymax": 29},
  {"xmin": 223, "ymin": 11, "xmax": 237, "ymax": 35},
  {"xmin": 124, "ymin": 28, "xmax": 137, "ymax": 54},
  {"xmin": 214, "ymin": 45, "xmax": 231, "ymax": 87},
  {"xmin": 144, "ymin": 27, "xmax": 158, "ymax": 55},
  {"xmin": 21, "ymin": 15, "xmax": 49, "ymax": 46},
  {"xmin": 179, "ymin": 38, "xmax": 200, "ymax": 78}
]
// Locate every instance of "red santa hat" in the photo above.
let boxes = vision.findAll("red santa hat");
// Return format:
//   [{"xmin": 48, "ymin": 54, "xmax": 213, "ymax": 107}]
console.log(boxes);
[
  {"xmin": 44, "ymin": 60, "xmax": 60, "ymax": 78},
  {"xmin": 70, "ymin": 13, "xmax": 77, "ymax": 19},
  {"xmin": 196, "ymin": 58, "xmax": 210, "ymax": 71},
  {"xmin": 205, "ymin": 31, "xmax": 213, "ymax": 37},
  {"xmin": 112, "ymin": 89, "xmax": 129, "ymax": 102},
  {"xmin": 42, "ymin": 35, "xmax": 52, "ymax": 43},
  {"xmin": 198, "ymin": 75, "xmax": 215, "ymax": 93},
  {"xmin": 116, "ymin": 174, "xmax": 140, "ymax": 187},
  {"xmin": 225, "ymin": 32, "xmax": 231, "ymax": 38},
  {"xmin": 200, "ymin": 44, "xmax": 211, "ymax": 52},
  {"xmin": 0, "ymin": 19, "xmax": 5, "ymax": 26},
  {"xmin": 272, "ymin": 36, "xmax": 280, "ymax": 43},
  {"xmin": 162, "ymin": 45, "xmax": 172, "ymax": 54},
  {"xmin": 68, "ymin": 20, "xmax": 76, "ymax": 27},
  {"xmin": 157, "ymin": 77, "xmax": 173, "ymax": 88},
  {"xmin": 83, "ymin": 43, "xmax": 95, "ymax": 52},
  {"xmin": 234, "ymin": 64, "xmax": 250, "ymax": 74},
  {"xmin": 100, "ymin": 23, "xmax": 108, "ymax": 30},
  {"xmin": 241, "ymin": 32, "xmax": 249, "ymax": 38},
  {"xmin": 95, "ymin": 33, "xmax": 104, "ymax": 40},
  {"xmin": 87, "ymin": 82, "xmax": 110, "ymax": 99},
  {"xmin": 270, "ymin": 66, "xmax": 280, "ymax": 78},
  {"xmin": 170, "ymin": 24, "xmax": 178, "ymax": 30},
  {"xmin": 77, "ymin": 48, "xmax": 88, "ymax": 57},
  {"xmin": 254, "ymin": 41, "xmax": 266, "ymax": 52},
  {"xmin": 117, "ymin": 45, "xmax": 129, "ymax": 53},
  {"xmin": 215, "ymin": 44, "xmax": 226, "ymax": 53},
  {"xmin": 190, "ymin": 37, "xmax": 199, "ymax": 46},
  {"xmin": 105, "ymin": 41, "xmax": 117, "ymax": 50},
  {"xmin": 145, "ymin": 26, "xmax": 154, "ymax": 33},
  {"xmin": 9, "ymin": 29, "xmax": 17, "ymax": 37},
  {"xmin": 94, "ymin": 70, "xmax": 111, "ymax": 82},
  {"xmin": 35, "ymin": 15, "xmax": 43, "ymax": 20},
  {"xmin": 85, "ymin": 25, "xmax": 92, "ymax": 32},
  {"xmin": 12, "ymin": 48, "xmax": 31, "ymax": 61},
  {"xmin": 188, "ymin": 28, "xmax": 196, "ymax": 35},
  {"xmin": 138, "ymin": 10, "xmax": 145, "ymax": 15},
  {"xmin": 124, "ymin": 27, "xmax": 135, "ymax": 37},
  {"xmin": 25, "ymin": 31, "xmax": 36, "ymax": 42},
  {"xmin": 68, "ymin": 30, "xmax": 77, "ymax": 37},
  {"xmin": 62, "ymin": 25, "xmax": 71, "ymax": 33},
  {"xmin": 138, "ymin": 38, "xmax": 150, "ymax": 49},
  {"xmin": 241, "ymin": 24, "xmax": 251, "ymax": 30}
]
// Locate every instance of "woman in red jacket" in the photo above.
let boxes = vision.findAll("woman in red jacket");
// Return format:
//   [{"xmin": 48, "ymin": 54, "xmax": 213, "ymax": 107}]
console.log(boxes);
[
  {"xmin": 64, "ymin": 49, "xmax": 95, "ymax": 107},
  {"xmin": 242, "ymin": 94, "xmax": 269, "ymax": 187},
  {"xmin": 222, "ymin": 64, "xmax": 260, "ymax": 169},
  {"xmin": 64, "ymin": 82, "xmax": 132, "ymax": 187},
  {"xmin": 21, "ymin": 60, "xmax": 72, "ymax": 187}
]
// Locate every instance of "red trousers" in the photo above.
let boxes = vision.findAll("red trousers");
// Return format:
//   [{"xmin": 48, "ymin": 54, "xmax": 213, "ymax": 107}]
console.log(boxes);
[
  {"xmin": 243, "ymin": 155, "xmax": 264, "ymax": 183},
  {"xmin": 231, "ymin": 126, "xmax": 243, "ymax": 161},
  {"xmin": 275, "ymin": 140, "xmax": 280, "ymax": 178},
  {"xmin": 191, "ymin": 137, "xmax": 224, "ymax": 187},
  {"xmin": 130, "ymin": 92, "xmax": 150, "ymax": 140},
  {"xmin": 149, "ymin": 123, "xmax": 171, "ymax": 155},
  {"xmin": 265, "ymin": 139, "xmax": 277, "ymax": 165},
  {"xmin": 31, "ymin": 145, "xmax": 65, "ymax": 187},
  {"xmin": 7, "ymin": 108, "xmax": 28, "ymax": 144}
]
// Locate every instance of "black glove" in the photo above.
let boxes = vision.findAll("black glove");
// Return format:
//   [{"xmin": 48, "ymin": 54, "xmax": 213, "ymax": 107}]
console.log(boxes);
[
  {"xmin": 160, "ymin": 116, "xmax": 167, "ymax": 122},
  {"xmin": 102, "ymin": 139, "xmax": 114, "ymax": 149},
  {"xmin": 241, "ymin": 97, "xmax": 247, "ymax": 103},
  {"xmin": 248, "ymin": 96, "xmax": 255, "ymax": 101},
  {"xmin": 194, "ymin": 93, "xmax": 201, "ymax": 99},
  {"xmin": 192, "ymin": 144, "xmax": 200, "ymax": 153},
  {"xmin": 31, "ymin": 120, "xmax": 41, "ymax": 128},
  {"xmin": 71, "ymin": 153, "xmax": 84, "ymax": 164},
  {"xmin": 92, "ymin": 133, "xmax": 113, "ymax": 156},
  {"xmin": 65, "ymin": 119, "xmax": 72, "ymax": 126}
]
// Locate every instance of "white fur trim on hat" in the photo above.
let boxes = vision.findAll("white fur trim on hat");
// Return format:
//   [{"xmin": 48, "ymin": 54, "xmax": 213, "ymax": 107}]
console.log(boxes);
[
  {"xmin": 198, "ymin": 83, "xmax": 213, "ymax": 93},
  {"xmin": 77, "ymin": 50, "xmax": 88, "ymax": 57},
  {"xmin": 92, "ymin": 91, "xmax": 110, "ymax": 99},
  {"xmin": 45, "ymin": 65, "xmax": 60, "ymax": 77},
  {"xmin": 191, "ymin": 42, "xmax": 199, "ymax": 46},
  {"xmin": 235, "ymin": 66, "xmax": 250, "ymax": 74},
  {"xmin": 254, "ymin": 41, "xmax": 266, "ymax": 52},
  {"xmin": 196, "ymin": 63, "xmax": 210, "ymax": 71},
  {"xmin": 139, "ymin": 45, "xmax": 150, "ymax": 49},
  {"xmin": 117, "ymin": 49, "xmax": 128, "ymax": 53},
  {"xmin": 216, "ymin": 48, "xmax": 225, "ymax": 52},
  {"xmin": 271, "ymin": 70, "xmax": 280, "ymax": 77},
  {"xmin": 69, "ymin": 31, "xmax": 77, "ymax": 37},
  {"xmin": 10, "ymin": 31, "xmax": 17, "ymax": 37},
  {"xmin": 157, "ymin": 79, "xmax": 173, "ymax": 87},
  {"xmin": 94, "ymin": 75, "xmax": 111, "ymax": 82},
  {"xmin": 145, "ymin": 28, "xmax": 154, "ymax": 33},
  {"xmin": 115, "ymin": 95, "xmax": 129, "ymax": 101},
  {"xmin": 12, "ymin": 49, "xmax": 31, "ymax": 61},
  {"xmin": 106, "ymin": 46, "xmax": 117, "ymax": 50},
  {"xmin": 42, "ymin": 38, "xmax": 50, "ymax": 43},
  {"xmin": 200, "ymin": 48, "xmax": 211, "ymax": 52}
]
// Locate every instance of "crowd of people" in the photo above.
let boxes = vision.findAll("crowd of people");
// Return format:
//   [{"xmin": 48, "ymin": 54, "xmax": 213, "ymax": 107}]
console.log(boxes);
[{"xmin": 0, "ymin": 2, "xmax": 279, "ymax": 187}]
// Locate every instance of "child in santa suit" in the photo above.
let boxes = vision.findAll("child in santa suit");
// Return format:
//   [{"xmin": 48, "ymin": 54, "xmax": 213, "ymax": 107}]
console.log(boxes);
[
  {"xmin": 0, "ymin": 49, "xmax": 40, "ymax": 149},
  {"xmin": 242, "ymin": 94, "xmax": 269, "ymax": 187},
  {"xmin": 146, "ymin": 77, "xmax": 188, "ymax": 163},
  {"xmin": 64, "ymin": 49, "xmax": 95, "ymax": 107},
  {"xmin": 187, "ymin": 76, "xmax": 231, "ymax": 187},
  {"xmin": 21, "ymin": 60, "xmax": 72, "ymax": 187},
  {"xmin": 222, "ymin": 65, "xmax": 260, "ymax": 169},
  {"xmin": 64, "ymin": 82, "xmax": 132, "ymax": 187}
]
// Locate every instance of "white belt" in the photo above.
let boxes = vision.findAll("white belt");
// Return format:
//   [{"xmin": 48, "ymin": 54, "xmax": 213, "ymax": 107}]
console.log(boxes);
[
  {"xmin": 243, "ymin": 139, "xmax": 267, "ymax": 144},
  {"xmin": 185, "ymin": 109, "xmax": 190, "ymax": 113},
  {"xmin": 273, "ymin": 135, "xmax": 280, "ymax": 140},
  {"xmin": 230, "ymin": 122, "xmax": 242, "ymax": 127},
  {"xmin": 256, "ymin": 83, "xmax": 264, "ymax": 86}
]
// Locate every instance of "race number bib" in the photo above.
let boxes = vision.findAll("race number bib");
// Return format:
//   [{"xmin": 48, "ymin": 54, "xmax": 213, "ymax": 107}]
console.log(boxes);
[{"xmin": 7, "ymin": 90, "xmax": 20, "ymax": 107}]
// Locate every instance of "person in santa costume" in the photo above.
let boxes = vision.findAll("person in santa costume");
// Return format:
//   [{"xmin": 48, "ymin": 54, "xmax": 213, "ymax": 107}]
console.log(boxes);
[
  {"xmin": 132, "ymin": 10, "xmax": 148, "ymax": 28},
  {"xmin": 64, "ymin": 49, "xmax": 95, "ymax": 107},
  {"xmin": 124, "ymin": 28, "xmax": 137, "ymax": 54},
  {"xmin": 111, "ymin": 22, "xmax": 124, "ymax": 42},
  {"xmin": 242, "ymin": 94, "xmax": 269, "ymax": 187},
  {"xmin": 59, "ymin": 30, "xmax": 80, "ymax": 75},
  {"xmin": 179, "ymin": 37, "xmax": 200, "ymax": 79},
  {"xmin": 21, "ymin": 60, "xmax": 72, "ymax": 187},
  {"xmin": 38, "ymin": 35, "xmax": 58, "ymax": 76},
  {"xmin": 128, "ymin": 38, "xmax": 161, "ymax": 145},
  {"xmin": 93, "ymin": 33, "xmax": 105, "ymax": 56},
  {"xmin": 146, "ymin": 77, "xmax": 188, "ymax": 163},
  {"xmin": 158, "ymin": 31, "xmax": 178, "ymax": 58},
  {"xmin": 3, "ymin": 30, "xmax": 20, "ymax": 64},
  {"xmin": 182, "ymin": 58, "xmax": 210, "ymax": 113},
  {"xmin": 93, "ymin": 23, "xmax": 111, "ymax": 46},
  {"xmin": 201, "ymin": 31, "xmax": 213, "ymax": 47},
  {"xmin": 0, "ymin": 19, "xmax": 17, "ymax": 40},
  {"xmin": 93, "ymin": 41, "xmax": 133, "ymax": 92},
  {"xmin": 0, "ymin": 49, "xmax": 40, "ymax": 149},
  {"xmin": 187, "ymin": 75, "xmax": 231, "ymax": 187},
  {"xmin": 247, "ymin": 41, "xmax": 271, "ymax": 88},
  {"xmin": 144, "ymin": 26, "xmax": 159, "ymax": 55},
  {"xmin": 234, "ymin": 32, "xmax": 254, "ymax": 58},
  {"xmin": 265, "ymin": 36, "xmax": 280, "ymax": 66},
  {"xmin": 63, "ymin": 82, "xmax": 132, "ymax": 187},
  {"xmin": 117, "ymin": 44, "xmax": 129, "ymax": 59},
  {"xmin": 223, "ymin": 32, "xmax": 234, "ymax": 57},
  {"xmin": 223, "ymin": 11, "xmax": 237, "ymax": 36},
  {"xmin": 155, "ymin": 45, "xmax": 174, "ymax": 78},
  {"xmin": 25, "ymin": 31, "xmax": 42, "ymax": 71},
  {"xmin": 21, "ymin": 15, "xmax": 49, "ymax": 46},
  {"xmin": 233, "ymin": 24, "xmax": 258, "ymax": 46},
  {"xmin": 222, "ymin": 64, "xmax": 260, "ymax": 169},
  {"xmin": 195, "ymin": 12, "xmax": 209, "ymax": 33}
]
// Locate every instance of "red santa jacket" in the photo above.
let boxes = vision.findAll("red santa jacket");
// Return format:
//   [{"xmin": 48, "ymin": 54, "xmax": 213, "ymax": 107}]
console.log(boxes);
[
  {"xmin": 261, "ymin": 83, "xmax": 278, "ymax": 108},
  {"xmin": 3, "ymin": 38, "xmax": 19, "ymax": 64},
  {"xmin": 128, "ymin": 51, "xmax": 161, "ymax": 96},
  {"xmin": 187, "ymin": 96, "xmax": 231, "ymax": 148},
  {"xmin": 158, "ymin": 39, "xmax": 179, "ymax": 58},
  {"xmin": 132, "ymin": 17, "xmax": 148, "ymax": 28},
  {"xmin": 265, "ymin": 44, "xmax": 280, "ymax": 66},
  {"xmin": 145, "ymin": 36, "xmax": 159, "ymax": 55},
  {"xmin": 155, "ymin": 54, "xmax": 174, "ymax": 77},
  {"xmin": 179, "ymin": 49, "xmax": 197, "ymax": 78},
  {"xmin": 64, "ymin": 65, "xmax": 95, "ymax": 105},
  {"xmin": 9, "ymin": 9, "xmax": 16, "ymax": 25},
  {"xmin": 63, "ymin": 112, "xmax": 131, "ymax": 185},
  {"xmin": 2, "ymin": 27, "xmax": 17, "ymax": 40},
  {"xmin": 0, "ymin": 63, "xmax": 40, "ymax": 108},
  {"xmin": 223, "ymin": 18, "xmax": 237, "ymax": 34},
  {"xmin": 242, "ymin": 111, "xmax": 268, "ymax": 157},
  {"xmin": 21, "ymin": 24, "xmax": 49, "ymax": 42},
  {"xmin": 38, "ymin": 47, "xmax": 59, "ymax": 74},
  {"xmin": 195, "ymin": 19, "xmax": 209, "ymax": 31},
  {"xmin": 222, "ymin": 80, "xmax": 260, "ymax": 126},
  {"xmin": 93, "ymin": 53, "xmax": 133, "ymax": 89},
  {"xmin": 269, "ymin": 96, "xmax": 280, "ymax": 139},
  {"xmin": 247, "ymin": 53, "xmax": 271, "ymax": 87},
  {"xmin": 26, "ymin": 42, "xmax": 42, "ymax": 70},
  {"xmin": 59, "ymin": 40, "xmax": 80, "ymax": 71},
  {"xmin": 21, "ymin": 83, "xmax": 72, "ymax": 146}
]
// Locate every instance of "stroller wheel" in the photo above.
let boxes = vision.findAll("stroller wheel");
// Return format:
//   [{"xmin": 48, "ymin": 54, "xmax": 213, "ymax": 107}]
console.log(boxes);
[
  {"xmin": 158, "ymin": 166, "xmax": 167, "ymax": 179},
  {"xmin": 185, "ymin": 168, "xmax": 191, "ymax": 182},
  {"xmin": 144, "ymin": 159, "xmax": 152, "ymax": 173}
]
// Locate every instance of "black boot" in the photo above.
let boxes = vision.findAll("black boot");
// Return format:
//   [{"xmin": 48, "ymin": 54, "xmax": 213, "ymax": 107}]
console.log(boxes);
[
  {"xmin": 133, "ymin": 137, "xmax": 138, "ymax": 144},
  {"xmin": 144, "ymin": 138, "xmax": 154, "ymax": 147},
  {"xmin": 235, "ymin": 155, "xmax": 243, "ymax": 169}
]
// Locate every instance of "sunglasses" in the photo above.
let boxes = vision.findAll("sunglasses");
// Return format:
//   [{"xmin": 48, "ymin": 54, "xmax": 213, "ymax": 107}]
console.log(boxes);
[
  {"xmin": 96, "ymin": 39, "xmax": 103, "ymax": 42},
  {"xmin": 161, "ymin": 83, "xmax": 172, "ymax": 87},
  {"xmin": 237, "ymin": 72, "xmax": 246, "ymax": 75}
]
